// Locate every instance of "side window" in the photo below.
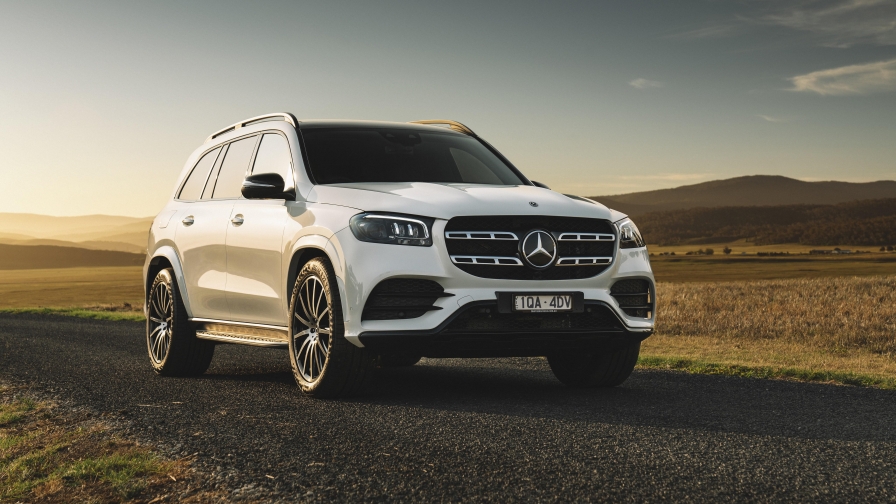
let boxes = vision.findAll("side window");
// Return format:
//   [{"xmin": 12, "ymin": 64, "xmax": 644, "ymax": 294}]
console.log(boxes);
[
  {"xmin": 178, "ymin": 147, "xmax": 221, "ymax": 200},
  {"xmin": 251, "ymin": 133, "xmax": 292, "ymax": 183},
  {"xmin": 211, "ymin": 136, "xmax": 258, "ymax": 199}
]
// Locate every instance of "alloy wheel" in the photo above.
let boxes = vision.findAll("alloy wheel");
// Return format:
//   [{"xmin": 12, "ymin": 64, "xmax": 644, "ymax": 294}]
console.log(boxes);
[
  {"xmin": 148, "ymin": 281, "xmax": 173, "ymax": 364},
  {"xmin": 293, "ymin": 275, "xmax": 332, "ymax": 382}
]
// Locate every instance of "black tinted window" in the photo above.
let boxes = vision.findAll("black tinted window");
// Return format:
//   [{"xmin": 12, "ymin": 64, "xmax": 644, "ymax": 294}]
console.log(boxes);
[
  {"xmin": 252, "ymin": 133, "xmax": 292, "ymax": 182},
  {"xmin": 178, "ymin": 147, "xmax": 220, "ymax": 200},
  {"xmin": 301, "ymin": 128, "xmax": 523, "ymax": 185},
  {"xmin": 212, "ymin": 136, "xmax": 257, "ymax": 199}
]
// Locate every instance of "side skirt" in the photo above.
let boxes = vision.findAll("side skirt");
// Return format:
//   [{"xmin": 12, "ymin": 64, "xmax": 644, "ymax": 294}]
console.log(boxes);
[{"xmin": 191, "ymin": 319, "xmax": 289, "ymax": 348}]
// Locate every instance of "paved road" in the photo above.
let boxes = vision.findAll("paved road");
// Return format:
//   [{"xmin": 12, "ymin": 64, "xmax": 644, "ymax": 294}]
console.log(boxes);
[{"xmin": 2, "ymin": 313, "xmax": 896, "ymax": 502}]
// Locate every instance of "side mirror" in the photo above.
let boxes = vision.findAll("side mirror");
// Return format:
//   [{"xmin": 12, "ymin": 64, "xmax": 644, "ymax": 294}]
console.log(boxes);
[
  {"xmin": 241, "ymin": 173, "xmax": 296, "ymax": 200},
  {"xmin": 531, "ymin": 180, "xmax": 551, "ymax": 190}
]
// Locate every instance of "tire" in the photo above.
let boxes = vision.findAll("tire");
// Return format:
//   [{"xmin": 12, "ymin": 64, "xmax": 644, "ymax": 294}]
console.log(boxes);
[
  {"xmin": 146, "ymin": 268, "xmax": 215, "ymax": 376},
  {"xmin": 377, "ymin": 354, "xmax": 422, "ymax": 368},
  {"xmin": 547, "ymin": 342, "xmax": 641, "ymax": 388},
  {"xmin": 288, "ymin": 258, "xmax": 372, "ymax": 398}
]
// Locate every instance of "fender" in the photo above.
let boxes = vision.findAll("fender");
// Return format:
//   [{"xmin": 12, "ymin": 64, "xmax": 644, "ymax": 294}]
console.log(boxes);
[
  {"xmin": 285, "ymin": 233, "xmax": 351, "ymax": 326},
  {"xmin": 146, "ymin": 245, "xmax": 194, "ymax": 318}
]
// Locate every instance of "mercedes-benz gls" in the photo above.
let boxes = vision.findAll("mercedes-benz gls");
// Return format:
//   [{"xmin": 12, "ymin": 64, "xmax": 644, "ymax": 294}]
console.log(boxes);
[{"xmin": 144, "ymin": 113, "xmax": 655, "ymax": 398}]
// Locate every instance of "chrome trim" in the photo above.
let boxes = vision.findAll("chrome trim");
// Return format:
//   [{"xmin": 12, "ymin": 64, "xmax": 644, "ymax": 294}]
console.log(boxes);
[
  {"xmin": 558, "ymin": 233, "xmax": 615, "ymax": 242},
  {"xmin": 408, "ymin": 119, "xmax": 475, "ymax": 136},
  {"xmin": 206, "ymin": 112, "xmax": 298, "ymax": 142},
  {"xmin": 445, "ymin": 231, "xmax": 519, "ymax": 240},
  {"xmin": 196, "ymin": 331, "xmax": 287, "ymax": 348},
  {"xmin": 555, "ymin": 257, "xmax": 614, "ymax": 266},
  {"xmin": 450, "ymin": 255, "xmax": 524, "ymax": 266},
  {"xmin": 190, "ymin": 318, "xmax": 288, "ymax": 332}
]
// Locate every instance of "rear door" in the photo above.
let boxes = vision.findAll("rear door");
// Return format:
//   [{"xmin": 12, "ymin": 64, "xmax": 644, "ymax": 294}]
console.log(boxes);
[
  {"xmin": 176, "ymin": 135, "xmax": 257, "ymax": 320},
  {"xmin": 224, "ymin": 132, "xmax": 293, "ymax": 326}
]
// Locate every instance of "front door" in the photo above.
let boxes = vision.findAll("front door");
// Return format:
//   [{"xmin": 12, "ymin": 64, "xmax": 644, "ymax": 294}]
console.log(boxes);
[
  {"xmin": 225, "ymin": 200, "xmax": 288, "ymax": 325},
  {"xmin": 224, "ymin": 132, "xmax": 294, "ymax": 326}
]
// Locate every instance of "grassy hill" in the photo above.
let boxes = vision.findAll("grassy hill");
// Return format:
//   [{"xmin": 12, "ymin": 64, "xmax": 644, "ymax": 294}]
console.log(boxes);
[
  {"xmin": 0, "ymin": 244, "xmax": 145, "ymax": 270},
  {"xmin": 591, "ymin": 175, "xmax": 896, "ymax": 216},
  {"xmin": 638, "ymin": 198, "xmax": 896, "ymax": 246}
]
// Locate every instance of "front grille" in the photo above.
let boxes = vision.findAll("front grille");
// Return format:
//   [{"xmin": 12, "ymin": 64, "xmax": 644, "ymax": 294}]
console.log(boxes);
[
  {"xmin": 444, "ymin": 216, "xmax": 616, "ymax": 280},
  {"xmin": 362, "ymin": 279, "xmax": 452, "ymax": 321},
  {"xmin": 444, "ymin": 302, "xmax": 622, "ymax": 333},
  {"xmin": 610, "ymin": 279, "xmax": 653, "ymax": 318}
]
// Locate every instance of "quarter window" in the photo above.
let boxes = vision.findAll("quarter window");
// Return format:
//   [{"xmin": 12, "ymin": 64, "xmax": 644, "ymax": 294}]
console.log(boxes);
[
  {"xmin": 178, "ymin": 147, "xmax": 220, "ymax": 200},
  {"xmin": 251, "ymin": 133, "xmax": 292, "ymax": 183},
  {"xmin": 211, "ymin": 136, "xmax": 258, "ymax": 199}
]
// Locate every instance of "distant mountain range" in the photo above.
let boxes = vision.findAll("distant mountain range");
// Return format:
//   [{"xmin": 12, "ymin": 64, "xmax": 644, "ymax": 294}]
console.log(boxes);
[
  {"xmin": 636, "ymin": 198, "xmax": 896, "ymax": 246},
  {"xmin": 591, "ymin": 175, "xmax": 896, "ymax": 216},
  {"xmin": 0, "ymin": 213, "xmax": 152, "ymax": 254}
]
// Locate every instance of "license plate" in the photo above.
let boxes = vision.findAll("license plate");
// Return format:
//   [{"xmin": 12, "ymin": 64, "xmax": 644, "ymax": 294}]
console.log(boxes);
[{"xmin": 513, "ymin": 294, "xmax": 574, "ymax": 312}]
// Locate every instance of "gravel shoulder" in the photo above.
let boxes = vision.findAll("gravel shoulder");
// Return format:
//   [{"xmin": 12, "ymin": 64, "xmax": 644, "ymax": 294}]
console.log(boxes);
[{"xmin": 2, "ymin": 313, "xmax": 896, "ymax": 502}]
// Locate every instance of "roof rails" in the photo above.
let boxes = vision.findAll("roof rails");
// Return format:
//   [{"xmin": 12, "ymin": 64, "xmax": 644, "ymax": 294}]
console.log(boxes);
[
  {"xmin": 207, "ymin": 113, "xmax": 298, "ymax": 142},
  {"xmin": 408, "ymin": 119, "xmax": 476, "ymax": 136}
]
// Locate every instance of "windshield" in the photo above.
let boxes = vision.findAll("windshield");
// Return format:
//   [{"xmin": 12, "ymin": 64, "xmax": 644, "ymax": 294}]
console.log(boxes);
[{"xmin": 300, "ymin": 127, "xmax": 525, "ymax": 185}]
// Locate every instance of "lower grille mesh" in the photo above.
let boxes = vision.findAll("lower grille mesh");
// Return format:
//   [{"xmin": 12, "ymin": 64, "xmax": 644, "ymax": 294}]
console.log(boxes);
[
  {"xmin": 610, "ymin": 279, "xmax": 653, "ymax": 318},
  {"xmin": 444, "ymin": 303, "xmax": 622, "ymax": 333}
]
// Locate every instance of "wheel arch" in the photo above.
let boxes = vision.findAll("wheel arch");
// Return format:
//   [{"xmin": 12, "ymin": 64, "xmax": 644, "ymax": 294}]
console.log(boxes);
[
  {"xmin": 145, "ymin": 246, "xmax": 194, "ymax": 318},
  {"xmin": 285, "ymin": 235, "xmax": 348, "ymax": 321}
]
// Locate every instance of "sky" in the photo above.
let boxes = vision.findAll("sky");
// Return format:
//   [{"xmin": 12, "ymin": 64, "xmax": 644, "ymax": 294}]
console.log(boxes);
[{"xmin": 0, "ymin": 0, "xmax": 894, "ymax": 217}]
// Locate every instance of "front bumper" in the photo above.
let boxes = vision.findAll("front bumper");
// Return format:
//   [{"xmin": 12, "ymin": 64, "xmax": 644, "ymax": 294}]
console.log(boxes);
[
  {"xmin": 330, "ymin": 221, "xmax": 656, "ymax": 348},
  {"xmin": 359, "ymin": 300, "xmax": 652, "ymax": 358}
]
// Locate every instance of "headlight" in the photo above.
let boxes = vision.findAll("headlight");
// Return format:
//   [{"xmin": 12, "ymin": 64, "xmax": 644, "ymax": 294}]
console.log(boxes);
[
  {"xmin": 615, "ymin": 218, "xmax": 645, "ymax": 249},
  {"xmin": 349, "ymin": 213, "xmax": 434, "ymax": 246}
]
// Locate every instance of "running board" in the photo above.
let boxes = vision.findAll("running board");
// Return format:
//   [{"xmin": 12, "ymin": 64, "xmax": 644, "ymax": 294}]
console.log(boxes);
[{"xmin": 192, "ymin": 320, "xmax": 289, "ymax": 348}]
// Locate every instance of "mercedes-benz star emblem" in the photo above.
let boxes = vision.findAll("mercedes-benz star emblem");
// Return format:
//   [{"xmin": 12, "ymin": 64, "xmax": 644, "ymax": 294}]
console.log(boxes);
[
  {"xmin": 529, "ymin": 201, "xmax": 538, "ymax": 207},
  {"xmin": 520, "ymin": 230, "xmax": 557, "ymax": 269}
]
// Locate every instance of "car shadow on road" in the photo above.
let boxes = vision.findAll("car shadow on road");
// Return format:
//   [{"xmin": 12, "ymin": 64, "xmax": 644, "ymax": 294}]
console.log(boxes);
[{"xmin": 353, "ymin": 357, "xmax": 896, "ymax": 443}]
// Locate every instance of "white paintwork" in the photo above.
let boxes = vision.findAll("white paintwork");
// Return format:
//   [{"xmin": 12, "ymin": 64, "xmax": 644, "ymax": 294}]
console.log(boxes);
[{"xmin": 144, "ymin": 116, "xmax": 655, "ymax": 348}]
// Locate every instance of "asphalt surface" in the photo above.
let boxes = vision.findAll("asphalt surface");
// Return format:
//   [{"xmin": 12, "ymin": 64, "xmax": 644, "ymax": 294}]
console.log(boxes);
[{"xmin": 2, "ymin": 313, "xmax": 896, "ymax": 502}]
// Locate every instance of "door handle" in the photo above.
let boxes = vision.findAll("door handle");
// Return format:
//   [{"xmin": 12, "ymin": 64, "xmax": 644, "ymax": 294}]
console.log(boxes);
[
  {"xmin": 231, "ymin": 214, "xmax": 244, "ymax": 226},
  {"xmin": 182, "ymin": 216, "xmax": 195, "ymax": 226}
]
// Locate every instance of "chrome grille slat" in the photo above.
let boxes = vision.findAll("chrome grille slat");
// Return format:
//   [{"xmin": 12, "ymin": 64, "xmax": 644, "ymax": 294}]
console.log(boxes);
[
  {"xmin": 446, "ymin": 231, "xmax": 519, "ymax": 240},
  {"xmin": 558, "ymin": 233, "xmax": 615, "ymax": 242},
  {"xmin": 556, "ymin": 257, "xmax": 614, "ymax": 266},
  {"xmin": 450, "ymin": 255, "xmax": 523, "ymax": 266}
]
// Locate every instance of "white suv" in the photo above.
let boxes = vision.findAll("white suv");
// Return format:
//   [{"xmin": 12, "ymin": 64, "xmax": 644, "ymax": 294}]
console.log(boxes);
[{"xmin": 144, "ymin": 113, "xmax": 655, "ymax": 397}]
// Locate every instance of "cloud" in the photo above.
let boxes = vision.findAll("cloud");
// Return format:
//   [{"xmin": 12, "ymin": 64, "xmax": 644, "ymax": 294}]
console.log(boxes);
[
  {"xmin": 669, "ymin": 25, "xmax": 736, "ymax": 40},
  {"xmin": 757, "ymin": 114, "xmax": 787, "ymax": 123},
  {"xmin": 629, "ymin": 78, "xmax": 663, "ymax": 89},
  {"xmin": 789, "ymin": 58, "xmax": 896, "ymax": 95},
  {"xmin": 764, "ymin": 0, "xmax": 896, "ymax": 47}
]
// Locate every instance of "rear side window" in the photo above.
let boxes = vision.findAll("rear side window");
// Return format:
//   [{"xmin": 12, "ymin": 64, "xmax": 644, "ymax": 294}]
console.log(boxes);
[
  {"xmin": 212, "ymin": 136, "xmax": 258, "ymax": 199},
  {"xmin": 178, "ymin": 147, "xmax": 221, "ymax": 200},
  {"xmin": 251, "ymin": 133, "xmax": 292, "ymax": 183}
]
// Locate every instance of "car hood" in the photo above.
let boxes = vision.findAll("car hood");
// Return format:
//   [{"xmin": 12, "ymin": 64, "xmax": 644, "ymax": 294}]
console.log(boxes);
[{"xmin": 306, "ymin": 183, "xmax": 624, "ymax": 221}]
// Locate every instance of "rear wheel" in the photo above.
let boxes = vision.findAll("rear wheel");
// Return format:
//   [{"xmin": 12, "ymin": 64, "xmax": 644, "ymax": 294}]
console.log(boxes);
[
  {"xmin": 547, "ymin": 342, "xmax": 640, "ymax": 387},
  {"xmin": 146, "ymin": 268, "xmax": 214, "ymax": 376},
  {"xmin": 288, "ymin": 258, "xmax": 372, "ymax": 398}
]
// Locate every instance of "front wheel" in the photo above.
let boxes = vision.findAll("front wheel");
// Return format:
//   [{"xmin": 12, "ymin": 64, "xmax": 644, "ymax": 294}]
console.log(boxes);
[
  {"xmin": 146, "ymin": 268, "xmax": 214, "ymax": 376},
  {"xmin": 288, "ymin": 258, "xmax": 372, "ymax": 398},
  {"xmin": 547, "ymin": 342, "xmax": 641, "ymax": 388}
]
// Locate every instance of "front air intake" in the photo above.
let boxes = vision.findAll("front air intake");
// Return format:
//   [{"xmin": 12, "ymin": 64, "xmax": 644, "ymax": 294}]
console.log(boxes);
[
  {"xmin": 610, "ymin": 279, "xmax": 653, "ymax": 318},
  {"xmin": 362, "ymin": 279, "xmax": 452, "ymax": 321}
]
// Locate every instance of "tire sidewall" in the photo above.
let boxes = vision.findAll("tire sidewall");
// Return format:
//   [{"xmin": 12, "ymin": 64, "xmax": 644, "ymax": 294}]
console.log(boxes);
[
  {"xmin": 288, "ymin": 259, "xmax": 340, "ymax": 394},
  {"xmin": 147, "ymin": 268, "xmax": 175, "ymax": 372}
]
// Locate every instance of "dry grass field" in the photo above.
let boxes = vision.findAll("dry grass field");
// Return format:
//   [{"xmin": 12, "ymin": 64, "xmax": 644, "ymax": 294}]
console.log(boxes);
[
  {"xmin": 642, "ymin": 276, "xmax": 896, "ymax": 387},
  {"xmin": 0, "ymin": 267, "xmax": 144, "ymax": 309},
  {"xmin": 650, "ymin": 254, "xmax": 896, "ymax": 282}
]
